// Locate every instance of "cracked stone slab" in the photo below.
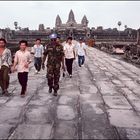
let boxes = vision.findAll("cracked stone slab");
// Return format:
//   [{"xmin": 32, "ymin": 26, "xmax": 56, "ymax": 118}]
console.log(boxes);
[
  {"xmin": 89, "ymin": 103, "xmax": 104, "ymax": 115},
  {"xmin": 133, "ymin": 87, "xmax": 140, "ymax": 95},
  {"xmin": 25, "ymin": 106, "xmax": 51, "ymax": 124},
  {"xmin": 123, "ymin": 80, "xmax": 138, "ymax": 90},
  {"xmin": 0, "ymin": 124, "xmax": 15, "ymax": 139},
  {"xmin": 57, "ymin": 105, "xmax": 75, "ymax": 121},
  {"xmin": 117, "ymin": 127, "xmax": 140, "ymax": 139},
  {"xmin": 0, "ymin": 97, "xmax": 9, "ymax": 104},
  {"xmin": 81, "ymin": 102, "xmax": 118, "ymax": 139},
  {"xmin": 5, "ymin": 96, "xmax": 30, "ymax": 107},
  {"xmin": 80, "ymin": 93, "xmax": 103, "ymax": 104},
  {"xmin": 112, "ymin": 80, "xmax": 124, "ymax": 86},
  {"xmin": 0, "ymin": 106, "xmax": 21, "ymax": 124},
  {"xmin": 117, "ymin": 75, "xmax": 133, "ymax": 81},
  {"xmin": 80, "ymin": 84, "xmax": 98, "ymax": 94},
  {"xmin": 96, "ymin": 81, "xmax": 120, "ymax": 96},
  {"xmin": 121, "ymin": 88, "xmax": 138, "ymax": 100},
  {"xmin": 10, "ymin": 124, "xmax": 53, "ymax": 139},
  {"xmin": 60, "ymin": 87, "xmax": 80, "ymax": 97},
  {"xmin": 103, "ymin": 96, "xmax": 132, "ymax": 109},
  {"xmin": 108, "ymin": 109, "xmax": 140, "ymax": 128},
  {"xmin": 58, "ymin": 96, "xmax": 73, "ymax": 105},
  {"xmin": 53, "ymin": 121, "xmax": 78, "ymax": 139}
]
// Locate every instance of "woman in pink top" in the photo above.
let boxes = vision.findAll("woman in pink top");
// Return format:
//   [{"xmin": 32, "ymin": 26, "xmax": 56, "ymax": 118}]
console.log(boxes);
[{"xmin": 12, "ymin": 40, "xmax": 31, "ymax": 97}]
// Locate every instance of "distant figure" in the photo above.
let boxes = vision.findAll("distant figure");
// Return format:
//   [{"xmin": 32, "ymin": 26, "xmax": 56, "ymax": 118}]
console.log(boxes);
[
  {"xmin": 31, "ymin": 38, "xmax": 44, "ymax": 74},
  {"xmin": 42, "ymin": 34, "xmax": 65, "ymax": 96},
  {"xmin": 56, "ymin": 36, "xmax": 61, "ymax": 44},
  {"xmin": 64, "ymin": 37, "xmax": 76, "ymax": 78},
  {"xmin": 0, "ymin": 38, "xmax": 12, "ymax": 95},
  {"xmin": 12, "ymin": 40, "xmax": 32, "ymax": 97},
  {"xmin": 76, "ymin": 38, "xmax": 87, "ymax": 67}
]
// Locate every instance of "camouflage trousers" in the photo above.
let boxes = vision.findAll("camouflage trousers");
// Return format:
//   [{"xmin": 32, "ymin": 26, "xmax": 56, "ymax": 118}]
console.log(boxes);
[{"xmin": 47, "ymin": 64, "xmax": 61, "ymax": 91}]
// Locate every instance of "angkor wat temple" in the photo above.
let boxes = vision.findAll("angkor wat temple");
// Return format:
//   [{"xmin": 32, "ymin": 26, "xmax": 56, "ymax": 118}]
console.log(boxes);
[{"xmin": 0, "ymin": 9, "xmax": 139, "ymax": 49}]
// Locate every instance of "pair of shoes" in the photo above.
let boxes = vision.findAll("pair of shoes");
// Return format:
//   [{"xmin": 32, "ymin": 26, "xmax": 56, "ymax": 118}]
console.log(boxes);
[
  {"xmin": 2, "ymin": 90, "xmax": 5, "ymax": 95},
  {"xmin": 53, "ymin": 90, "xmax": 58, "ymax": 96},
  {"xmin": 35, "ymin": 70, "xmax": 38, "ymax": 74},
  {"xmin": 4, "ymin": 90, "xmax": 9, "ymax": 95},
  {"xmin": 49, "ymin": 87, "xmax": 52, "ymax": 93},
  {"xmin": 63, "ymin": 72, "xmax": 65, "ymax": 77},
  {"xmin": 20, "ymin": 94, "xmax": 25, "ymax": 98},
  {"xmin": 20, "ymin": 88, "xmax": 26, "ymax": 97},
  {"xmin": 2, "ymin": 89, "xmax": 9, "ymax": 96}
]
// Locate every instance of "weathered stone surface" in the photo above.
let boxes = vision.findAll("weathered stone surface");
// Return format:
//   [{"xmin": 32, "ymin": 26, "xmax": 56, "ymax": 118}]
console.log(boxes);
[
  {"xmin": 112, "ymin": 79, "xmax": 124, "ymax": 86},
  {"xmin": 108, "ymin": 109, "xmax": 140, "ymax": 128},
  {"xmin": 57, "ymin": 105, "xmax": 75, "ymax": 121},
  {"xmin": 53, "ymin": 121, "xmax": 77, "ymax": 139},
  {"xmin": 0, "ymin": 97, "xmax": 9, "ymax": 104},
  {"xmin": 103, "ymin": 96, "xmax": 132, "ymax": 109},
  {"xmin": 25, "ymin": 106, "xmax": 50, "ymax": 124},
  {"xmin": 0, "ymin": 124, "xmax": 15, "ymax": 139},
  {"xmin": 81, "ymin": 103, "xmax": 118, "ymax": 139},
  {"xmin": 80, "ymin": 93, "xmax": 103, "ymax": 104},
  {"xmin": 96, "ymin": 81, "xmax": 119, "ymax": 96},
  {"xmin": 0, "ymin": 106, "xmax": 21, "ymax": 124},
  {"xmin": 6, "ymin": 96, "xmax": 30, "ymax": 107},
  {"xmin": 11, "ymin": 124, "xmax": 53, "ymax": 139},
  {"xmin": 58, "ymin": 96, "xmax": 73, "ymax": 105},
  {"xmin": 117, "ymin": 127, "xmax": 140, "ymax": 139}
]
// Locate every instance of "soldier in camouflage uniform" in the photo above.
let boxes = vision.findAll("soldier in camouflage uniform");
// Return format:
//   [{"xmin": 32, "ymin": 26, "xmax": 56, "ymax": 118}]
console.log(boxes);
[{"xmin": 42, "ymin": 34, "xmax": 65, "ymax": 96}]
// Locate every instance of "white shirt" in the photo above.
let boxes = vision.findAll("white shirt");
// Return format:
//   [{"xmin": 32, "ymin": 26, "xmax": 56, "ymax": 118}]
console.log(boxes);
[
  {"xmin": 64, "ymin": 43, "xmax": 75, "ymax": 59},
  {"xmin": 76, "ymin": 43, "xmax": 87, "ymax": 56},
  {"xmin": 31, "ymin": 44, "xmax": 44, "ymax": 58},
  {"xmin": 14, "ymin": 50, "xmax": 32, "ymax": 73}
]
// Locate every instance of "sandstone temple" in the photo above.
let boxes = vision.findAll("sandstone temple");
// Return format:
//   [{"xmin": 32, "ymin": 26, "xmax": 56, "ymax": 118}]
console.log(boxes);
[{"xmin": 0, "ymin": 9, "xmax": 139, "ymax": 51}]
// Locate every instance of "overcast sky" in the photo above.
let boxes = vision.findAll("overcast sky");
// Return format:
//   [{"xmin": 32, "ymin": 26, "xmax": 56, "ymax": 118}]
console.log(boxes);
[{"xmin": 0, "ymin": 1, "xmax": 140, "ymax": 30}]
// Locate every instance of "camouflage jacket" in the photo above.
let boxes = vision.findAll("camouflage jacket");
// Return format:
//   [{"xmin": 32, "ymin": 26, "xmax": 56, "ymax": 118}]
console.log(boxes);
[{"xmin": 44, "ymin": 42, "xmax": 64, "ymax": 66}]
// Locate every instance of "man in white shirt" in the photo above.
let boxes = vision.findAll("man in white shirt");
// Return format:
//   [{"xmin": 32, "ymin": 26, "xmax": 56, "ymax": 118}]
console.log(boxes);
[
  {"xmin": 76, "ymin": 38, "xmax": 87, "ymax": 67},
  {"xmin": 12, "ymin": 40, "xmax": 32, "ymax": 97},
  {"xmin": 31, "ymin": 38, "xmax": 44, "ymax": 74}
]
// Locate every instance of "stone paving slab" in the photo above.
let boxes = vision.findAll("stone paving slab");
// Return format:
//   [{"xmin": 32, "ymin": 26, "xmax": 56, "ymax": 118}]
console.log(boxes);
[
  {"xmin": 103, "ymin": 96, "xmax": 132, "ymax": 109},
  {"xmin": 10, "ymin": 124, "xmax": 53, "ymax": 139},
  {"xmin": 108, "ymin": 109, "xmax": 140, "ymax": 128},
  {"xmin": 0, "ymin": 124, "xmax": 15, "ymax": 139},
  {"xmin": 117, "ymin": 127, "xmax": 140, "ymax": 139},
  {"xmin": 81, "ymin": 102, "xmax": 119, "ymax": 139},
  {"xmin": 0, "ymin": 106, "xmax": 22, "ymax": 124},
  {"xmin": 53, "ymin": 121, "xmax": 78, "ymax": 139}
]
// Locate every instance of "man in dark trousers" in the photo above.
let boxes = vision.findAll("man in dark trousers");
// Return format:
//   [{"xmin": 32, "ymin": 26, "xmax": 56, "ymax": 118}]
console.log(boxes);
[
  {"xmin": 12, "ymin": 40, "xmax": 32, "ymax": 97},
  {"xmin": 42, "ymin": 33, "xmax": 65, "ymax": 96},
  {"xmin": 0, "ymin": 38, "xmax": 12, "ymax": 95}
]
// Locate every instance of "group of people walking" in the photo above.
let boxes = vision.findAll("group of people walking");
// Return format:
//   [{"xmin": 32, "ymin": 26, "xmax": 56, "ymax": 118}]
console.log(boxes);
[{"xmin": 0, "ymin": 34, "xmax": 87, "ymax": 97}]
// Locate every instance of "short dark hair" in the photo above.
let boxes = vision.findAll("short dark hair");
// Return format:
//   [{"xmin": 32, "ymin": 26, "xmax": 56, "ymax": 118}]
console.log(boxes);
[
  {"xmin": 57, "ymin": 36, "xmax": 60, "ymax": 39},
  {"xmin": 67, "ymin": 37, "xmax": 73, "ymax": 41},
  {"xmin": 0, "ymin": 38, "xmax": 7, "ymax": 44},
  {"xmin": 19, "ymin": 40, "xmax": 28, "ymax": 46},
  {"xmin": 36, "ymin": 38, "xmax": 41, "ymax": 42}
]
